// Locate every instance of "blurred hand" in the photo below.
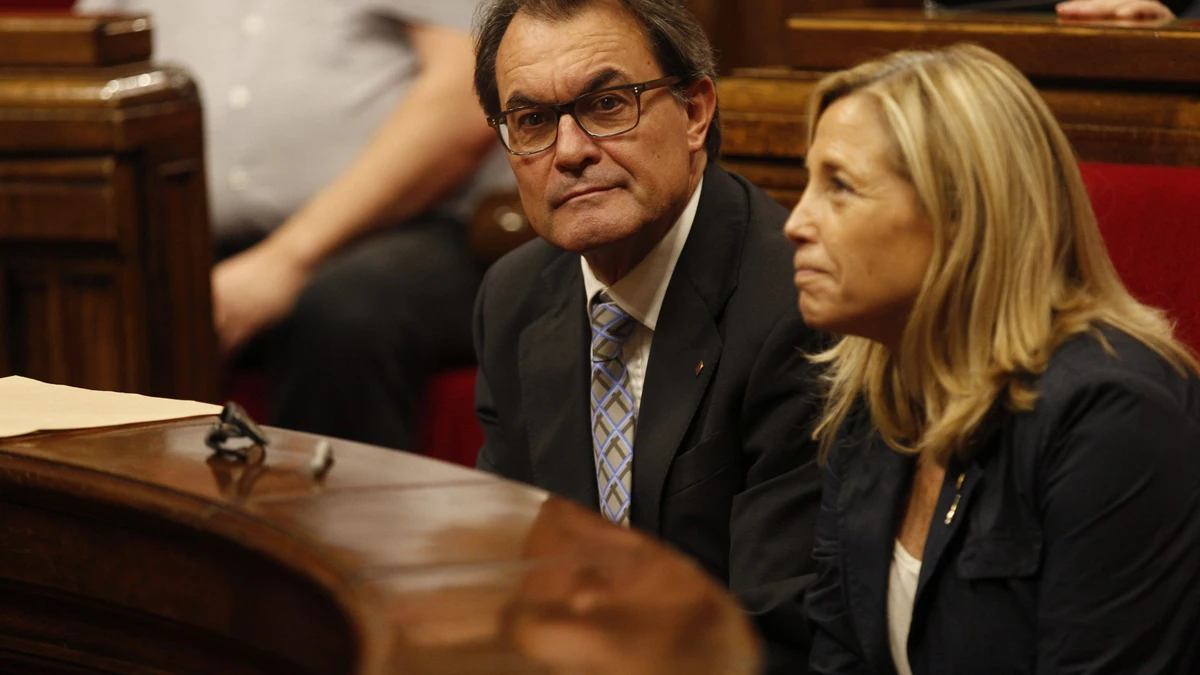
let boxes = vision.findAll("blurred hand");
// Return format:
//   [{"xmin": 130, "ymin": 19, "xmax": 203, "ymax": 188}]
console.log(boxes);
[
  {"xmin": 212, "ymin": 244, "xmax": 310, "ymax": 355},
  {"xmin": 1057, "ymin": 0, "xmax": 1175, "ymax": 21}
]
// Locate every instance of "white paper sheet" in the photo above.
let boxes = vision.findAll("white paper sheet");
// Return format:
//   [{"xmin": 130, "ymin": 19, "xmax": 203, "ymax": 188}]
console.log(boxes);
[{"xmin": 0, "ymin": 376, "xmax": 222, "ymax": 438}]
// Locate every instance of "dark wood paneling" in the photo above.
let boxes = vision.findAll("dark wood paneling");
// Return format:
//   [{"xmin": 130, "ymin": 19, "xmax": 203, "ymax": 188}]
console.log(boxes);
[
  {"xmin": 0, "ymin": 13, "xmax": 218, "ymax": 402},
  {"xmin": 0, "ymin": 498, "xmax": 355, "ymax": 675},
  {"xmin": 2, "ymin": 262, "xmax": 137, "ymax": 393},
  {"xmin": 60, "ymin": 271, "xmax": 125, "ymax": 390},
  {"xmin": 0, "ymin": 158, "xmax": 120, "ymax": 242},
  {"xmin": 785, "ymin": 10, "xmax": 1200, "ymax": 84},
  {"xmin": 688, "ymin": 0, "xmax": 914, "ymax": 71},
  {"xmin": 141, "ymin": 150, "xmax": 217, "ymax": 400},
  {"xmin": 0, "ymin": 155, "xmax": 148, "ymax": 394},
  {"xmin": 721, "ymin": 67, "xmax": 1200, "ymax": 167},
  {"xmin": 0, "ymin": 14, "xmax": 152, "ymax": 66},
  {"xmin": 718, "ymin": 13, "xmax": 1200, "ymax": 210}
]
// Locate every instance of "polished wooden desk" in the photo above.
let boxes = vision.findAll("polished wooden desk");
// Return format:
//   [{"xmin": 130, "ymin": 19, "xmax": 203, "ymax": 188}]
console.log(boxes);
[{"xmin": 0, "ymin": 419, "xmax": 760, "ymax": 674}]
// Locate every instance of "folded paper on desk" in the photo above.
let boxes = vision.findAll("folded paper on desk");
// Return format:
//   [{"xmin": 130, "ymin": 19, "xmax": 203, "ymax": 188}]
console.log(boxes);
[{"xmin": 0, "ymin": 376, "xmax": 221, "ymax": 438}]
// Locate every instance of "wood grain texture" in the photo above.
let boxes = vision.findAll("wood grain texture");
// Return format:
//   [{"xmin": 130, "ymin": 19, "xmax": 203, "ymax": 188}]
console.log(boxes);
[
  {"xmin": 718, "ymin": 15, "xmax": 1200, "ymax": 208},
  {"xmin": 785, "ymin": 11, "xmax": 1200, "ymax": 84},
  {"xmin": 0, "ymin": 419, "xmax": 762, "ymax": 675},
  {"xmin": 0, "ymin": 13, "xmax": 151, "ymax": 67},
  {"xmin": 0, "ymin": 13, "xmax": 217, "ymax": 402},
  {"xmin": 686, "ymin": 0, "xmax": 913, "ymax": 71}
]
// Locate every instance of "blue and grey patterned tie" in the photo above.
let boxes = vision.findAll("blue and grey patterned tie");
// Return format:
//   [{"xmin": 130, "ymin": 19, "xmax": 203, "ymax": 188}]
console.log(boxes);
[{"xmin": 589, "ymin": 291, "xmax": 638, "ymax": 527}]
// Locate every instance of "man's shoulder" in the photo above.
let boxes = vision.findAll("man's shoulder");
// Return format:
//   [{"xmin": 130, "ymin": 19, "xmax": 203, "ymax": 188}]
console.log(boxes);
[
  {"xmin": 479, "ymin": 237, "xmax": 574, "ymax": 311},
  {"xmin": 702, "ymin": 166, "xmax": 791, "ymax": 259},
  {"xmin": 708, "ymin": 168, "xmax": 797, "ymax": 291},
  {"xmin": 486, "ymin": 236, "xmax": 568, "ymax": 280},
  {"xmin": 710, "ymin": 166, "xmax": 790, "ymax": 224}
]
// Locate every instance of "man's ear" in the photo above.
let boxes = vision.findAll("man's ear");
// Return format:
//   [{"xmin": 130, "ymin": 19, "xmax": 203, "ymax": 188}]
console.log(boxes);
[{"xmin": 683, "ymin": 77, "xmax": 717, "ymax": 154}]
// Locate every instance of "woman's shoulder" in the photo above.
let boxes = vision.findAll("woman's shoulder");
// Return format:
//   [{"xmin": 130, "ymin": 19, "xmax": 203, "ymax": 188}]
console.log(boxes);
[
  {"xmin": 1023, "ymin": 326, "xmax": 1200, "ymax": 439},
  {"xmin": 1002, "ymin": 329, "xmax": 1200, "ymax": 544},
  {"xmin": 1041, "ymin": 328, "xmax": 1196, "ymax": 395}
]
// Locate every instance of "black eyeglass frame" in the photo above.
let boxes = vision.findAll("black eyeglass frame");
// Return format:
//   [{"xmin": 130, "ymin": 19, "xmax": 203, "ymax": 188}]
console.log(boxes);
[{"xmin": 488, "ymin": 75, "xmax": 684, "ymax": 156}]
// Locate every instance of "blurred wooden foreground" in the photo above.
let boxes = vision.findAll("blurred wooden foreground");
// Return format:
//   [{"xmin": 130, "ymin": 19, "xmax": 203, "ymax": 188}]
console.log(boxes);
[{"xmin": 0, "ymin": 417, "xmax": 761, "ymax": 674}]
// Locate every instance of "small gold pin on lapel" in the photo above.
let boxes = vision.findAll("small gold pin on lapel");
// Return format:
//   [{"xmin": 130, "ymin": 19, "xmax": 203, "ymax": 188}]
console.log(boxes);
[
  {"xmin": 944, "ymin": 472, "xmax": 966, "ymax": 525},
  {"xmin": 695, "ymin": 360, "xmax": 704, "ymax": 376}
]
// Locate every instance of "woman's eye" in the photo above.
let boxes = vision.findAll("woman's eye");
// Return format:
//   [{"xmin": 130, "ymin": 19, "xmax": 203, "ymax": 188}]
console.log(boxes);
[{"xmin": 829, "ymin": 176, "xmax": 853, "ymax": 194}]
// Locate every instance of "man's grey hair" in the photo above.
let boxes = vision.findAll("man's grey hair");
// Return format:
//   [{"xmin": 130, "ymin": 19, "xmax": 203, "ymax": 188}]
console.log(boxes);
[{"xmin": 473, "ymin": 0, "xmax": 721, "ymax": 158}]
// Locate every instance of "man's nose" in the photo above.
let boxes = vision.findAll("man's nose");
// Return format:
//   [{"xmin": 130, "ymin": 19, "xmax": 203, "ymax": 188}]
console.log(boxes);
[{"xmin": 553, "ymin": 113, "xmax": 602, "ymax": 171}]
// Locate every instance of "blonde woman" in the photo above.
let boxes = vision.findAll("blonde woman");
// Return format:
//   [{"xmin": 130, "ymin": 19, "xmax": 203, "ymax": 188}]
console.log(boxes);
[{"xmin": 786, "ymin": 45, "xmax": 1200, "ymax": 674}]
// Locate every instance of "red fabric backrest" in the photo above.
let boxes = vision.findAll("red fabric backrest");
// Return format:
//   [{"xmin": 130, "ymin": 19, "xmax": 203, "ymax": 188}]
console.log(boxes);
[
  {"xmin": 0, "ymin": 1, "xmax": 73, "ymax": 9},
  {"xmin": 1079, "ymin": 162, "xmax": 1200, "ymax": 354}
]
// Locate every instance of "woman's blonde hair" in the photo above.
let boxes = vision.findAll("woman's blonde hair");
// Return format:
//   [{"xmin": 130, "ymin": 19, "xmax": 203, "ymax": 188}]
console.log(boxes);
[{"xmin": 809, "ymin": 44, "xmax": 1199, "ymax": 464}]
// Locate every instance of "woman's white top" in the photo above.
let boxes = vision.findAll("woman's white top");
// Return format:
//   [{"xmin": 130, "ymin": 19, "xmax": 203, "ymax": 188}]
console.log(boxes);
[{"xmin": 887, "ymin": 539, "xmax": 922, "ymax": 675}]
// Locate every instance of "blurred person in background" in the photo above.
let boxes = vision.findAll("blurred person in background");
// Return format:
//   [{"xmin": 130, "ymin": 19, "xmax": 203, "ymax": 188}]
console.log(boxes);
[
  {"xmin": 75, "ymin": 0, "xmax": 514, "ymax": 450},
  {"xmin": 932, "ymin": 0, "xmax": 1180, "ymax": 21}
]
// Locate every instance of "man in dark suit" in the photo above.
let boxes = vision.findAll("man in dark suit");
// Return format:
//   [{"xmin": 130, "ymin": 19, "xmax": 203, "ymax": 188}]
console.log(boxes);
[{"xmin": 471, "ymin": 0, "xmax": 821, "ymax": 670}]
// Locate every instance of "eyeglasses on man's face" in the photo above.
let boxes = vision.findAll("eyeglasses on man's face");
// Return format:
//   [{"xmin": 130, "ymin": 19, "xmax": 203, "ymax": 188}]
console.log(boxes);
[{"xmin": 489, "ymin": 76, "xmax": 683, "ymax": 156}]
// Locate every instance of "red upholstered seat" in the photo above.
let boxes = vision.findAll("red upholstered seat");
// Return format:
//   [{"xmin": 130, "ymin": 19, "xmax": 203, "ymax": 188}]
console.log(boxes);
[
  {"xmin": 222, "ymin": 367, "xmax": 482, "ymax": 466},
  {"xmin": 0, "ymin": 1, "xmax": 71, "ymax": 8},
  {"xmin": 1079, "ymin": 162, "xmax": 1200, "ymax": 354},
  {"xmin": 418, "ymin": 366, "xmax": 483, "ymax": 467}
]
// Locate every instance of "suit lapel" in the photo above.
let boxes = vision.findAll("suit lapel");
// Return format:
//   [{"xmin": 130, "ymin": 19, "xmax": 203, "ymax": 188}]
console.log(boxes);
[
  {"xmin": 911, "ymin": 453, "xmax": 986, "ymax": 635},
  {"xmin": 839, "ymin": 434, "xmax": 913, "ymax": 673},
  {"xmin": 518, "ymin": 256, "xmax": 598, "ymax": 510},
  {"xmin": 633, "ymin": 278, "xmax": 723, "ymax": 533},
  {"xmin": 633, "ymin": 164, "xmax": 745, "ymax": 535},
  {"xmin": 912, "ymin": 407, "xmax": 1006, "ymax": 616}
]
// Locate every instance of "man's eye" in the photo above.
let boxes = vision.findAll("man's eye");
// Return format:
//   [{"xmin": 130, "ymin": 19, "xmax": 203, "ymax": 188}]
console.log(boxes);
[
  {"xmin": 515, "ymin": 110, "xmax": 550, "ymax": 129},
  {"xmin": 829, "ymin": 176, "xmax": 853, "ymax": 194},
  {"xmin": 589, "ymin": 94, "xmax": 627, "ymax": 113}
]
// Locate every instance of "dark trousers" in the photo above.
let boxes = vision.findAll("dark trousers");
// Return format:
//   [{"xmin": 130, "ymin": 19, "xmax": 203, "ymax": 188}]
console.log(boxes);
[{"xmin": 224, "ymin": 216, "xmax": 481, "ymax": 451}]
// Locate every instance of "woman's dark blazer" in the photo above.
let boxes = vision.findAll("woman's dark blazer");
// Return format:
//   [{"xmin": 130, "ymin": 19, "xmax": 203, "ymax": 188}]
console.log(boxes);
[{"xmin": 807, "ymin": 328, "xmax": 1200, "ymax": 674}]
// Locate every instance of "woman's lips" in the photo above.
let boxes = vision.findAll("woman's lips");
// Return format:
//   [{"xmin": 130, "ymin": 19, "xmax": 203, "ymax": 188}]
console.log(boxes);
[{"xmin": 793, "ymin": 267, "xmax": 826, "ymax": 286}]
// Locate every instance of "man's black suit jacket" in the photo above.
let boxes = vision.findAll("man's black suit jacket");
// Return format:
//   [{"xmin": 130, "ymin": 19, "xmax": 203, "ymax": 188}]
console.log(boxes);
[{"xmin": 473, "ymin": 162, "xmax": 823, "ymax": 673}]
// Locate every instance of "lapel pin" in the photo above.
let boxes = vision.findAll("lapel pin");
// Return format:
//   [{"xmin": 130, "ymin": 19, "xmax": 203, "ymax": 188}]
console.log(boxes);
[
  {"xmin": 944, "ymin": 472, "xmax": 966, "ymax": 525},
  {"xmin": 695, "ymin": 361, "xmax": 704, "ymax": 376}
]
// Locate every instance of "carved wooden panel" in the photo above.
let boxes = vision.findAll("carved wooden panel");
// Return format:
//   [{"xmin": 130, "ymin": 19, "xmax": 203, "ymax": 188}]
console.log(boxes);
[
  {"xmin": 719, "ymin": 14, "xmax": 1200, "ymax": 206},
  {"xmin": 0, "ymin": 13, "xmax": 152, "ymax": 67},
  {"xmin": 0, "ymin": 159, "xmax": 122, "ymax": 242},
  {"xmin": 0, "ymin": 156, "xmax": 144, "ymax": 393},
  {"xmin": 785, "ymin": 10, "xmax": 1200, "ymax": 84},
  {"xmin": 0, "ymin": 13, "xmax": 218, "ymax": 402},
  {"xmin": 140, "ymin": 147, "xmax": 217, "ymax": 400},
  {"xmin": 687, "ymin": 0, "xmax": 915, "ymax": 71}
]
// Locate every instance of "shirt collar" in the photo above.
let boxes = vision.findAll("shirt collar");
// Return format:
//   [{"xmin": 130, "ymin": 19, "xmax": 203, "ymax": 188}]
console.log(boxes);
[{"xmin": 581, "ymin": 177, "xmax": 703, "ymax": 331}]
